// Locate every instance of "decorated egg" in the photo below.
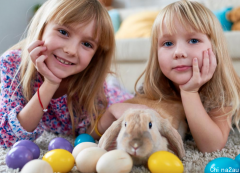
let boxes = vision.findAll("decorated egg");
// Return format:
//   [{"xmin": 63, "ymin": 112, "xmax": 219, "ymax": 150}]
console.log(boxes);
[
  {"xmin": 6, "ymin": 146, "xmax": 33, "ymax": 169},
  {"xmin": 21, "ymin": 160, "xmax": 53, "ymax": 173},
  {"xmin": 96, "ymin": 150, "xmax": 133, "ymax": 173},
  {"xmin": 13, "ymin": 140, "xmax": 40, "ymax": 159},
  {"xmin": 42, "ymin": 149, "xmax": 74, "ymax": 172},
  {"xmin": 148, "ymin": 151, "xmax": 184, "ymax": 173},
  {"xmin": 76, "ymin": 147, "xmax": 107, "ymax": 173},
  {"xmin": 72, "ymin": 142, "xmax": 98, "ymax": 159},
  {"xmin": 205, "ymin": 157, "xmax": 240, "ymax": 173},
  {"xmin": 74, "ymin": 133, "xmax": 95, "ymax": 147},
  {"xmin": 48, "ymin": 137, "xmax": 73, "ymax": 153}
]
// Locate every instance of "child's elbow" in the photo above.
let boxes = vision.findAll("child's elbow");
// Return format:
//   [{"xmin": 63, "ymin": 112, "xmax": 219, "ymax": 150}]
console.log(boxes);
[{"xmin": 199, "ymin": 141, "xmax": 226, "ymax": 153}]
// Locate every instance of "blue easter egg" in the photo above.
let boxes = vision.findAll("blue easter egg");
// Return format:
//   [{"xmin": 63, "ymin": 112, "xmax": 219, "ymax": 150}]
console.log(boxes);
[
  {"xmin": 205, "ymin": 157, "xmax": 240, "ymax": 173},
  {"xmin": 74, "ymin": 134, "xmax": 95, "ymax": 147},
  {"xmin": 235, "ymin": 154, "xmax": 240, "ymax": 166}
]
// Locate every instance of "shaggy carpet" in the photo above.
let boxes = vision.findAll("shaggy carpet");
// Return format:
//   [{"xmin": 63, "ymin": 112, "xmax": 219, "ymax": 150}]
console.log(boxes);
[{"xmin": 0, "ymin": 129, "xmax": 240, "ymax": 173}]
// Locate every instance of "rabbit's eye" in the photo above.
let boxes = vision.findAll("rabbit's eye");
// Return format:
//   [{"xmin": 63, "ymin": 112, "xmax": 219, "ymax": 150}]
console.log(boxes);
[
  {"xmin": 149, "ymin": 122, "xmax": 152, "ymax": 129},
  {"xmin": 125, "ymin": 122, "xmax": 127, "ymax": 127}
]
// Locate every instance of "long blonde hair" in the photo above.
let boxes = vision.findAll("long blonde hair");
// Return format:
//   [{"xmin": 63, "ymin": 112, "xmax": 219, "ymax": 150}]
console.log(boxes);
[
  {"xmin": 10, "ymin": 0, "xmax": 115, "ymax": 135},
  {"xmin": 135, "ymin": 0, "xmax": 240, "ymax": 129}
]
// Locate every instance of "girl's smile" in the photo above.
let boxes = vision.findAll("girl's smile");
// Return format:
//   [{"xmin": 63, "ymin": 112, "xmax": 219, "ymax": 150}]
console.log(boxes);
[{"xmin": 53, "ymin": 54, "xmax": 74, "ymax": 66}]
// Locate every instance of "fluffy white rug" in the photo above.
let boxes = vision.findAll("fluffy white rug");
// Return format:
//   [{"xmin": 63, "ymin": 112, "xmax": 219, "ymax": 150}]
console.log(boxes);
[{"xmin": 0, "ymin": 129, "xmax": 240, "ymax": 173}]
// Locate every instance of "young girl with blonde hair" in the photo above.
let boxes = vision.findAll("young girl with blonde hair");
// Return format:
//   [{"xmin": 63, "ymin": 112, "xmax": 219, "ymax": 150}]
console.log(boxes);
[
  {"xmin": 135, "ymin": 0, "xmax": 240, "ymax": 153},
  {"xmin": 0, "ymin": 0, "xmax": 133, "ymax": 148}
]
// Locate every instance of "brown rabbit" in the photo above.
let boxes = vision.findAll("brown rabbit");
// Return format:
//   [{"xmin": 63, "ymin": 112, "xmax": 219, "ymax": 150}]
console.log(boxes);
[
  {"xmin": 125, "ymin": 96, "xmax": 187, "ymax": 139},
  {"xmin": 98, "ymin": 98, "xmax": 186, "ymax": 165}
]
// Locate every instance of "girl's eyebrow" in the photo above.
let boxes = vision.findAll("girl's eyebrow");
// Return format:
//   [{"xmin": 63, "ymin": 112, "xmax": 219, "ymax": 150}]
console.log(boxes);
[
  {"xmin": 185, "ymin": 32, "xmax": 203, "ymax": 37},
  {"xmin": 161, "ymin": 34, "xmax": 172, "ymax": 38},
  {"xmin": 55, "ymin": 24, "xmax": 71, "ymax": 30},
  {"xmin": 159, "ymin": 33, "xmax": 173, "ymax": 40},
  {"xmin": 63, "ymin": 24, "xmax": 74, "ymax": 31},
  {"xmin": 160, "ymin": 32, "xmax": 202, "ymax": 39}
]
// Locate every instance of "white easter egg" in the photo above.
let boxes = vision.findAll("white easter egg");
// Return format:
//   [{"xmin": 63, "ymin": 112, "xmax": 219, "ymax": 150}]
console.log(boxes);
[
  {"xmin": 21, "ymin": 160, "xmax": 53, "ymax": 173},
  {"xmin": 72, "ymin": 142, "xmax": 97, "ymax": 159},
  {"xmin": 76, "ymin": 147, "xmax": 107, "ymax": 173},
  {"xmin": 97, "ymin": 150, "xmax": 133, "ymax": 173}
]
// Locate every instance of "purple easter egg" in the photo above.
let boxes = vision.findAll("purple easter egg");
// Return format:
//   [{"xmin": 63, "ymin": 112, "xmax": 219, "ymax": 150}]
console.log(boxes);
[
  {"xmin": 48, "ymin": 137, "xmax": 73, "ymax": 153},
  {"xmin": 6, "ymin": 146, "xmax": 33, "ymax": 169},
  {"xmin": 13, "ymin": 140, "xmax": 40, "ymax": 159}
]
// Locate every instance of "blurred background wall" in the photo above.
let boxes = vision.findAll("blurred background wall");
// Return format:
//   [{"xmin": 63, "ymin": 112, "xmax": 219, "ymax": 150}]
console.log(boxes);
[
  {"xmin": 0, "ymin": 0, "xmax": 198, "ymax": 55},
  {"xmin": 0, "ymin": 0, "xmax": 46, "ymax": 54}
]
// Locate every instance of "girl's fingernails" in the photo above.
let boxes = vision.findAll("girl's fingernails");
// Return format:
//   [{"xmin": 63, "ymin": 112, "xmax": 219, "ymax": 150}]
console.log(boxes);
[{"xmin": 194, "ymin": 58, "xmax": 197, "ymax": 62}]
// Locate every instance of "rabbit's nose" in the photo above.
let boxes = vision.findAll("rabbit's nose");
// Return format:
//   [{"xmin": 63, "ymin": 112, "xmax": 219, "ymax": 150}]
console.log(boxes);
[
  {"xmin": 133, "ymin": 143, "xmax": 139, "ymax": 150},
  {"xmin": 131, "ymin": 142, "xmax": 142, "ymax": 151},
  {"xmin": 130, "ymin": 139, "xmax": 143, "ymax": 151}
]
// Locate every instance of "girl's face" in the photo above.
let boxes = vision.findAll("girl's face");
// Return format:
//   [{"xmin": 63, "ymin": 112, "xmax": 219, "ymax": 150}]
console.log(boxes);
[
  {"xmin": 158, "ymin": 18, "xmax": 212, "ymax": 86},
  {"xmin": 41, "ymin": 20, "xmax": 98, "ymax": 79}
]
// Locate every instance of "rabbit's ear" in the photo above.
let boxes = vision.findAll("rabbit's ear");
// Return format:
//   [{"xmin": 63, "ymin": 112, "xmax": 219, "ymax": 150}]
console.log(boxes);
[
  {"xmin": 98, "ymin": 115, "xmax": 124, "ymax": 151},
  {"xmin": 155, "ymin": 113, "xmax": 185, "ymax": 159}
]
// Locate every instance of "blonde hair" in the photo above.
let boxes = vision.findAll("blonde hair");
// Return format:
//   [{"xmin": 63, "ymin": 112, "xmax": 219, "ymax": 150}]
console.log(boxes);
[
  {"xmin": 10, "ymin": 0, "xmax": 115, "ymax": 135},
  {"xmin": 136, "ymin": 0, "xmax": 240, "ymax": 129}
]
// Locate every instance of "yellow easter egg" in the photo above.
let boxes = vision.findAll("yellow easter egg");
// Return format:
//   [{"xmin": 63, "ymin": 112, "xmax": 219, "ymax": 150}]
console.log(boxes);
[
  {"xmin": 148, "ymin": 151, "xmax": 184, "ymax": 173},
  {"xmin": 42, "ymin": 149, "xmax": 74, "ymax": 173}
]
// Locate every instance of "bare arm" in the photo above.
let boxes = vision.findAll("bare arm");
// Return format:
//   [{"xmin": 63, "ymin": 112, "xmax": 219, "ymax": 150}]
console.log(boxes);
[
  {"xmin": 18, "ymin": 40, "xmax": 62, "ymax": 132},
  {"xmin": 17, "ymin": 81, "xmax": 59, "ymax": 132},
  {"xmin": 178, "ymin": 48, "xmax": 230, "ymax": 152},
  {"xmin": 181, "ymin": 91, "xmax": 231, "ymax": 153}
]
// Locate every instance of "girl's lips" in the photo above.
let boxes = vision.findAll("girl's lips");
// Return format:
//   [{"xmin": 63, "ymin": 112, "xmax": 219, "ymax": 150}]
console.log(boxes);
[
  {"xmin": 53, "ymin": 54, "xmax": 74, "ymax": 65},
  {"xmin": 173, "ymin": 66, "xmax": 192, "ymax": 71}
]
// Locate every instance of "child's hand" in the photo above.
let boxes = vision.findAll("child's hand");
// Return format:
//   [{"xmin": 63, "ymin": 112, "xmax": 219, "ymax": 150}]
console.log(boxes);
[
  {"xmin": 28, "ymin": 40, "xmax": 62, "ymax": 85},
  {"xmin": 180, "ymin": 49, "xmax": 217, "ymax": 93}
]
